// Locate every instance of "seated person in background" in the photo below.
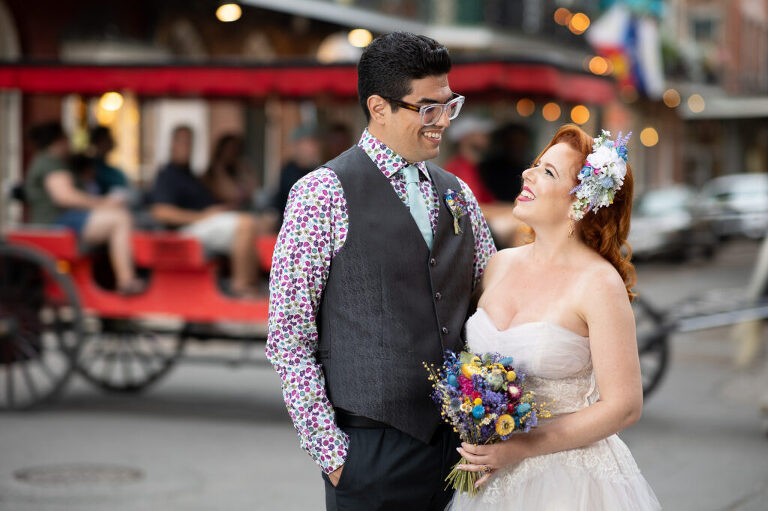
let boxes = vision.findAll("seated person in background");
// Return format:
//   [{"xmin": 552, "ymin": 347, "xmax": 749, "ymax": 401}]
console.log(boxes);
[
  {"xmin": 271, "ymin": 124, "xmax": 322, "ymax": 223},
  {"xmin": 202, "ymin": 134, "xmax": 277, "ymax": 229},
  {"xmin": 23, "ymin": 122, "xmax": 144, "ymax": 295},
  {"xmin": 444, "ymin": 117, "xmax": 529, "ymax": 248},
  {"xmin": 88, "ymin": 125, "xmax": 130, "ymax": 197},
  {"xmin": 150, "ymin": 125, "xmax": 264, "ymax": 299}
]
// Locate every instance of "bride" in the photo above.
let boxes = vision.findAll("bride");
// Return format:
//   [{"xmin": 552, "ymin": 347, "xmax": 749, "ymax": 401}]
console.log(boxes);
[{"xmin": 449, "ymin": 125, "xmax": 660, "ymax": 510}]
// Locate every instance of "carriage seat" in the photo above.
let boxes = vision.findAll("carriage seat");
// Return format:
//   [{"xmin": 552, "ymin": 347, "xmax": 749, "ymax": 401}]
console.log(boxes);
[
  {"xmin": 131, "ymin": 232, "xmax": 208, "ymax": 270},
  {"xmin": 131, "ymin": 231, "xmax": 277, "ymax": 273},
  {"xmin": 5, "ymin": 226, "xmax": 81, "ymax": 261},
  {"xmin": 254, "ymin": 234, "xmax": 277, "ymax": 272}
]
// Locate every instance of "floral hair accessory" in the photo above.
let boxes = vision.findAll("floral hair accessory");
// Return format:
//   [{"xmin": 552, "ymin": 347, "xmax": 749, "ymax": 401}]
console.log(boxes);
[
  {"xmin": 444, "ymin": 189, "xmax": 468, "ymax": 234},
  {"xmin": 569, "ymin": 130, "xmax": 631, "ymax": 221}
]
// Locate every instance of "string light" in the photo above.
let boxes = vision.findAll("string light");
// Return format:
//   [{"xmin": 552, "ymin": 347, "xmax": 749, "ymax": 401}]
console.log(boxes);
[
  {"xmin": 216, "ymin": 3, "xmax": 242, "ymax": 22},
  {"xmin": 348, "ymin": 29, "xmax": 373, "ymax": 48}
]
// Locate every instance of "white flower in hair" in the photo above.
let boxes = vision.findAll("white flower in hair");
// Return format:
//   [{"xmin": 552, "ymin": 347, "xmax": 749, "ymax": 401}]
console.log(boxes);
[{"xmin": 570, "ymin": 130, "xmax": 631, "ymax": 221}]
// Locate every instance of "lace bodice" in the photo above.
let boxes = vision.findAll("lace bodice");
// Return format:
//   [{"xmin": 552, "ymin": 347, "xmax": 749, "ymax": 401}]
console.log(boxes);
[{"xmin": 465, "ymin": 309, "xmax": 599, "ymax": 416}]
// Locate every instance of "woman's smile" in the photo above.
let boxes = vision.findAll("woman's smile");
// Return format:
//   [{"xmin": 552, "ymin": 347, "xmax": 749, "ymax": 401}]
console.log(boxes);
[{"xmin": 518, "ymin": 185, "xmax": 536, "ymax": 202}]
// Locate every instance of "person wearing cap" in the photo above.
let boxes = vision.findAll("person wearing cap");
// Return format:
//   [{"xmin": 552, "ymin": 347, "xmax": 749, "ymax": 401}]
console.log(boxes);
[
  {"xmin": 445, "ymin": 117, "xmax": 528, "ymax": 248},
  {"xmin": 444, "ymin": 116, "xmax": 496, "ymax": 204}
]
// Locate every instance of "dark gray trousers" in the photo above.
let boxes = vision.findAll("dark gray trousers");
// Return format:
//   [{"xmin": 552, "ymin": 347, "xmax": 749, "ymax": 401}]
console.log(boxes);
[{"xmin": 322, "ymin": 425, "xmax": 460, "ymax": 511}]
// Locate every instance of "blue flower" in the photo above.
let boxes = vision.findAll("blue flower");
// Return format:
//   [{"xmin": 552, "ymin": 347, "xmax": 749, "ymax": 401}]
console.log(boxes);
[
  {"xmin": 499, "ymin": 357, "xmax": 515, "ymax": 368},
  {"xmin": 447, "ymin": 374, "xmax": 459, "ymax": 388},
  {"xmin": 472, "ymin": 404, "xmax": 485, "ymax": 419},
  {"xmin": 599, "ymin": 175, "xmax": 614, "ymax": 189},
  {"xmin": 516, "ymin": 402, "xmax": 531, "ymax": 415}
]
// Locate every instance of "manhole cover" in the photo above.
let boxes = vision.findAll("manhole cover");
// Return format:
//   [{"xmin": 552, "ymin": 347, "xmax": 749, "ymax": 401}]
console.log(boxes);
[{"xmin": 14, "ymin": 463, "xmax": 144, "ymax": 486}]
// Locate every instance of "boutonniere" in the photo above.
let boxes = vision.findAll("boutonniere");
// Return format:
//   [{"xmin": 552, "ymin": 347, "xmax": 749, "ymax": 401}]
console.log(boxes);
[{"xmin": 443, "ymin": 189, "xmax": 468, "ymax": 234}]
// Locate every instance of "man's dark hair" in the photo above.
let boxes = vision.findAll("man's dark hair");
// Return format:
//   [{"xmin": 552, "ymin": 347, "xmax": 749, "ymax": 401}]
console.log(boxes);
[
  {"xmin": 89, "ymin": 125, "xmax": 112, "ymax": 146},
  {"xmin": 172, "ymin": 124, "xmax": 193, "ymax": 140},
  {"xmin": 28, "ymin": 121, "xmax": 66, "ymax": 150},
  {"xmin": 69, "ymin": 153, "xmax": 96, "ymax": 177},
  {"xmin": 357, "ymin": 32, "xmax": 452, "ymax": 121}
]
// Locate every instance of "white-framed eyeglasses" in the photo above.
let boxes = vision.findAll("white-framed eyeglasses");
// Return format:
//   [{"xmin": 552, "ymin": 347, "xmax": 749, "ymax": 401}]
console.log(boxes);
[{"xmin": 385, "ymin": 93, "xmax": 465, "ymax": 126}]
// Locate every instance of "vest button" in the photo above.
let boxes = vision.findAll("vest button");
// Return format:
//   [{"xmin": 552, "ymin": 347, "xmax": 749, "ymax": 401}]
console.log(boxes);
[
  {"xmin": 435, "ymin": 292, "xmax": 442, "ymax": 301},
  {"xmin": 442, "ymin": 326, "xmax": 449, "ymax": 335},
  {"xmin": 429, "ymin": 258, "xmax": 437, "ymax": 266}
]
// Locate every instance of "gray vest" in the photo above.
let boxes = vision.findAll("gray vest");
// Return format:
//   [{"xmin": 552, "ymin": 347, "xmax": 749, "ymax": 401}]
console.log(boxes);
[{"xmin": 317, "ymin": 145, "xmax": 475, "ymax": 444}]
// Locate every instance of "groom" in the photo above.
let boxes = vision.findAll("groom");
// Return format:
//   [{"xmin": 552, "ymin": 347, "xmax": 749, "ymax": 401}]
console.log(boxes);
[{"xmin": 267, "ymin": 31, "xmax": 495, "ymax": 510}]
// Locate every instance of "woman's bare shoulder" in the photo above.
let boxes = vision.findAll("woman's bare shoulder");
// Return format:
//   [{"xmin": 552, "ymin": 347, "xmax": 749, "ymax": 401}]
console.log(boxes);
[
  {"xmin": 480, "ymin": 246, "xmax": 528, "ymax": 289},
  {"xmin": 574, "ymin": 255, "xmax": 630, "ymax": 307}
]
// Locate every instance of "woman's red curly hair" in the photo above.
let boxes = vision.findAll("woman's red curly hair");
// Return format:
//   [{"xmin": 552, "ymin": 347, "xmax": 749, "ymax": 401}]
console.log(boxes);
[{"xmin": 533, "ymin": 124, "xmax": 636, "ymax": 301}]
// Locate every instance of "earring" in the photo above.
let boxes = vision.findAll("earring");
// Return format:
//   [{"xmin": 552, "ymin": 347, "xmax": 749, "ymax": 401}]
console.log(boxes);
[{"xmin": 568, "ymin": 219, "xmax": 575, "ymax": 238}]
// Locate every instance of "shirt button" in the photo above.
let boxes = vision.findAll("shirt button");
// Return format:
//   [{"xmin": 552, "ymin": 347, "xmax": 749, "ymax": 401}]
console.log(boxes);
[
  {"xmin": 435, "ymin": 292, "xmax": 442, "ymax": 301},
  {"xmin": 442, "ymin": 327, "xmax": 449, "ymax": 335},
  {"xmin": 429, "ymin": 258, "xmax": 437, "ymax": 266}
]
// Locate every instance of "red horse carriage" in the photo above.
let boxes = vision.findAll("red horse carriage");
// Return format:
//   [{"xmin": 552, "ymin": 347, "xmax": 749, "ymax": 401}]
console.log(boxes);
[{"xmin": 0, "ymin": 225, "xmax": 276, "ymax": 410}]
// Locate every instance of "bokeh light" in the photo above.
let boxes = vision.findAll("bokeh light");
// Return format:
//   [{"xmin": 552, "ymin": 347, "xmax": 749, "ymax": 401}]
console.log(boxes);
[
  {"xmin": 216, "ymin": 3, "xmax": 242, "ymax": 22},
  {"xmin": 589, "ymin": 56, "xmax": 609, "ymax": 75},
  {"xmin": 570, "ymin": 105, "xmax": 590, "ymax": 124},
  {"xmin": 688, "ymin": 94, "xmax": 706, "ymax": 113},
  {"xmin": 516, "ymin": 98, "xmax": 535, "ymax": 117},
  {"xmin": 554, "ymin": 8, "xmax": 572, "ymax": 26},
  {"xmin": 99, "ymin": 92, "xmax": 124, "ymax": 112},
  {"xmin": 348, "ymin": 29, "xmax": 373, "ymax": 48},
  {"xmin": 640, "ymin": 127, "xmax": 659, "ymax": 147},
  {"xmin": 542, "ymin": 102, "xmax": 561, "ymax": 122},
  {"xmin": 569, "ymin": 13, "xmax": 590, "ymax": 34},
  {"xmin": 663, "ymin": 89, "xmax": 681, "ymax": 108}
]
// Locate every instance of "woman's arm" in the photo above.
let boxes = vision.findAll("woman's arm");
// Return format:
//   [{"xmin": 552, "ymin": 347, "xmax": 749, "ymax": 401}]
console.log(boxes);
[
  {"xmin": 44, "ymin": 171, "xmax": 117, "ymax": 209},
  {"xmin": 459, "ymin": 265, "xmax": 643, "ymax": 485}
]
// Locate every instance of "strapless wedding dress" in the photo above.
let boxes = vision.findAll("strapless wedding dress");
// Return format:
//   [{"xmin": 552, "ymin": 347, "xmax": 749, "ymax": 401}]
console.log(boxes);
[{"xmin": 448, "ymin": 308, "xmax": 661, "ymax": 510}]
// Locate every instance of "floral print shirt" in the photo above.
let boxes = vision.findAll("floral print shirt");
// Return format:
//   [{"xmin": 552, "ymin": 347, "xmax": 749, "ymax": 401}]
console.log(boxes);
[{"xmin": 266, "ymin": 129, "xmax": 496, "ymax": 474}]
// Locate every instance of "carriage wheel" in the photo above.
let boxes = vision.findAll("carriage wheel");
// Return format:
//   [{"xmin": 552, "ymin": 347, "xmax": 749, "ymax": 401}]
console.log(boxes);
[
  {"xmin": 0, "ymin": 244, "xmax": 83, "ymax": 410},
  {"xmin": 633, "ymin": 295, "xmax": 670, "ymax": 398},
  {"xmin": 76, "ymin": 318, "xmax": 186, "ymax": 393}
]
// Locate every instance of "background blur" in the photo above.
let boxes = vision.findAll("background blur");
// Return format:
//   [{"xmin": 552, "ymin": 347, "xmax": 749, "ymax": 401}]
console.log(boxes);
[{"xmin": 1, "ymin": 1, "xmax": 767, "ymax": 510}]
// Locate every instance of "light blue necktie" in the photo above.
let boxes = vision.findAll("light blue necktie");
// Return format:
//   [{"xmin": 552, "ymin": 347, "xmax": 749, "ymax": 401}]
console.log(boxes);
[{"xmin": 403, "ymin": 164, "xmax": 433, "ymax": 249}]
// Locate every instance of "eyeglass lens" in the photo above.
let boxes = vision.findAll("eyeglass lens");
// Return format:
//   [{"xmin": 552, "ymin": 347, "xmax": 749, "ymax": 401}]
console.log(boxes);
[{"xmin": 422, "ymin": 98, "xmax": 463, "ymax": 125}]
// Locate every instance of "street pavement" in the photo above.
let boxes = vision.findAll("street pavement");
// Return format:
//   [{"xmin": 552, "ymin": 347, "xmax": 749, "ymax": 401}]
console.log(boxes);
[{"xmin": 1, "ymin": 240, "xmax": 767, "ymax": 510}]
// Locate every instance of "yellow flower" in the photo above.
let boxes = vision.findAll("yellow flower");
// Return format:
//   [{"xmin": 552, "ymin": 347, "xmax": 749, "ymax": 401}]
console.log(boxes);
[
  {"xmin": 506, "ymin": 370, "xmax": 517, "ymax": 382},
  {"xmin": 473, "ymin": 398, "xmax": 482, "ymax": 406},
  {"xmin": 461, "ymin": 363, "xmax": 480, "ymax": 378},
  {"xmin": 496, "ymin": 414, "xmax": 515, "ymax": 436}
]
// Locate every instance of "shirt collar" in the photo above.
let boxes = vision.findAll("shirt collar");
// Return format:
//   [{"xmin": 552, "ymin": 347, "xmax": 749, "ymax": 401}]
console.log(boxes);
[{"xmin": 357, "ymin": 128, "xmax": 431, "ymax": 181}]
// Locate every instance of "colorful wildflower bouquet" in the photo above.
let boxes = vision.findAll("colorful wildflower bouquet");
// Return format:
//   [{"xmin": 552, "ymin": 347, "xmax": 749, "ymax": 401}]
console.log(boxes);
[{"xmin": 425, "ymin": 350, "xmax": 548, "ymax": 496}]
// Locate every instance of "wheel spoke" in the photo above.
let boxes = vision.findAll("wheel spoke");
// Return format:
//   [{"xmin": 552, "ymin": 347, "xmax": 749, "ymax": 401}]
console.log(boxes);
[
  {"xmin": 100, "ymin": 344, "xmax": 118, "ymax": 384},
  {"xmin": 119, "ymin": 337, "xmax": 134, "ymax": 385},
  {"xmin": 13, "ymin": 331, "xmax": 58, "ymax": 384},
  {"xmin": 123, "ymin": 337, "xmax": 156, "ymax": 378},
  {"xmin": 11, "ymin": 343, "xmax": 40, "ymax": 403},
  {"xmin": 5, "ymin": 361, "xmax": 15, "ymax": 409}
]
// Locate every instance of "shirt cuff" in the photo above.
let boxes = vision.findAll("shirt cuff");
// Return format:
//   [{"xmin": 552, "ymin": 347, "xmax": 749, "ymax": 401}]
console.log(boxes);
[{"xmin": 316, "ymin": 427, "xmax": 350, "ymax": 474}]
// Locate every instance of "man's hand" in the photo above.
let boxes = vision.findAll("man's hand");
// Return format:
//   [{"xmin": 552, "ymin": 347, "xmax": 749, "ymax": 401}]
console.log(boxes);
[{"xmin": 328, "ymin": 465, "xmax": 344, "ymax": 487}]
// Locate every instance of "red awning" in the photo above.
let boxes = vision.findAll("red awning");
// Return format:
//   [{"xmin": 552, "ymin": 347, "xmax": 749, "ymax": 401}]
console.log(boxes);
[{"xmin": 0, "ymin": 61, "xmax": 615, "ymax": 104}]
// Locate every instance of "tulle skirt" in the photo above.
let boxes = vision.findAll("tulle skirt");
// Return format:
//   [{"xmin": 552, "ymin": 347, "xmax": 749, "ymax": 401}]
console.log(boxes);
[{"xmin": 447, "ymin": 434, "xmax": 661, "ymax": 511}]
